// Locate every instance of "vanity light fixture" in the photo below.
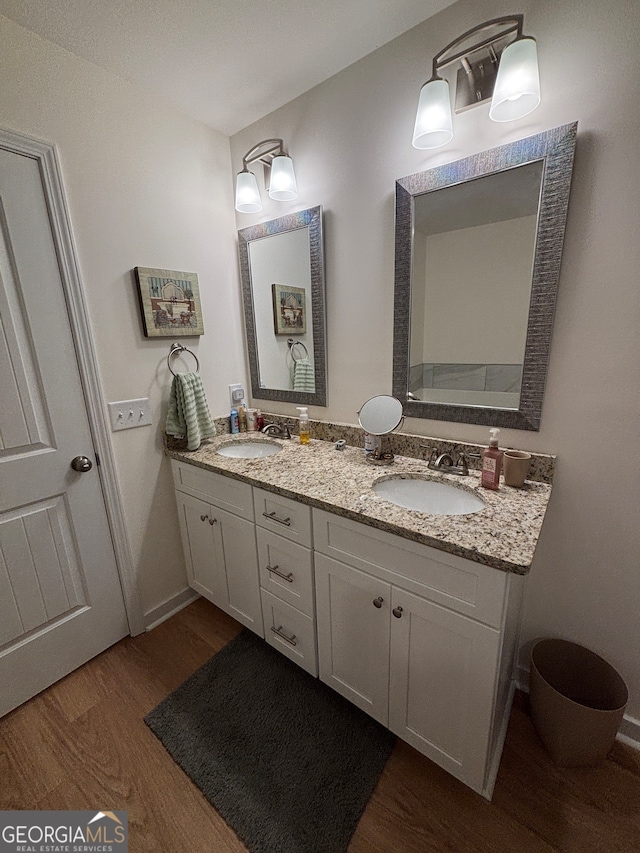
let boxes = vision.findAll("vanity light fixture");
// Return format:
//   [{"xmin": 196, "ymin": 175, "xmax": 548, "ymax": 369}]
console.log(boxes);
[
  {"xmin": 235, "ymin": 138, "xmax": 298, "ymax": 213},
  {"xmin": 412, "ymin": 15, "xmax": 540, "ymax": 150}
]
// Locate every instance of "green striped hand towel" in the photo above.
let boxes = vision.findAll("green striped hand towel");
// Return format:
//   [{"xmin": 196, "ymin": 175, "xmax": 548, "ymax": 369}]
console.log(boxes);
[
  {"xmin": 165, "ymin": 372, "xmax": 216, "ymax": 451},
  {"xmin": 293, "ymin": 357, "xmax": 315, "ymax": 393}
]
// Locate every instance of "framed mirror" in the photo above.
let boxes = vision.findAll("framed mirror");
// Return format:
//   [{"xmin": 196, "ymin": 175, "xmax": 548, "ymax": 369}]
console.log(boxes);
[
  {"xmin": 238, "ymin": 206, "xmax": 326, "ymax": 406},
  {"xmin": 393, "ymin": 123, "xmax": 577, "ymax": 430}
]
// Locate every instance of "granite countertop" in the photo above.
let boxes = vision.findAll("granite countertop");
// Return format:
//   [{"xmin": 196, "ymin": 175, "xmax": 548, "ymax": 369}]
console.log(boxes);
[{"xmin": 166, "ymin": 433, "xmax": 553, "ymax": 575}]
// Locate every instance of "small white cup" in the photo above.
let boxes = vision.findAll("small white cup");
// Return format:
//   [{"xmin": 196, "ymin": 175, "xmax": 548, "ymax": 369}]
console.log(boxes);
[{"xmin": 503, "ymin": 450, "xmax": 531, "ymax": 488}]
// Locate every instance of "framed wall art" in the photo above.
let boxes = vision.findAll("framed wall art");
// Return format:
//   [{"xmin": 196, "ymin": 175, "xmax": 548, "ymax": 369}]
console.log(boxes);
[
  {"xmin": 271, "ymin": 283, "xmax": 307, "ymax": 335},
  {"xmin": 135, "ymin": 266, "xmax": 204, "ymax": 337}
]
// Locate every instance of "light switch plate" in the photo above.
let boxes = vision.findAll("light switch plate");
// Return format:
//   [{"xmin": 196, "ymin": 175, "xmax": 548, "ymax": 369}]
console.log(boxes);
[{"xmin": 108, "ymin": 398, "xmax": 152, "ymax": 431}]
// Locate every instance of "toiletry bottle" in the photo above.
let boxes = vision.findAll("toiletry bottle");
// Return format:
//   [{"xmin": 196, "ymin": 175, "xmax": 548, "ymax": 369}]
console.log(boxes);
[
  {"xmin": 230, "ymin": 408, "xmax": 239, "ymax": 434},
  {"xmin": 481, "ymin": 428, "xmax": 503, "ymax": 490},
  {"xmin": 237, "ymin": 402, "xmax": 247, "ymax": 432},
  {"xmin": 297, "ymin": 407, "xmax": 310, "ymax": 444},
  {"xmin": 364, "ymin": 432, "xmax": 382, "ymax": 457},
  {"xmin": 255, "ymin": 409, "xmax": 264, "ymax": 431}
]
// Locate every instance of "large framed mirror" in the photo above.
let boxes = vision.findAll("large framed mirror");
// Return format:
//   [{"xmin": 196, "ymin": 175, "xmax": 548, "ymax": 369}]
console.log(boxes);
[
  {"xmin": 238, "ymin": 206, "xmax": 326, "ymax": 406},
  {"xmin": 393, "ymin": 123, "xmax": 577, "ymax": 430}
]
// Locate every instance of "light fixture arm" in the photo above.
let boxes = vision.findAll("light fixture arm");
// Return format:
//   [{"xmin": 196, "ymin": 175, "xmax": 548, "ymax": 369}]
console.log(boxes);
[
  {"xmin": 241, "ymin": 138, "xmax": 287, "ymax": 171},
  {"xmin": 430, "ymin": 15, "xmax": 524, "ymax": 78}
]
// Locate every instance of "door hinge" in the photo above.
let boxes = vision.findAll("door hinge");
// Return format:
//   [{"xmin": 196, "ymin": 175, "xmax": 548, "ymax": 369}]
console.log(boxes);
[{"xmin": 95, "ymin": 452, "xmax": 101, "ymax": 467}]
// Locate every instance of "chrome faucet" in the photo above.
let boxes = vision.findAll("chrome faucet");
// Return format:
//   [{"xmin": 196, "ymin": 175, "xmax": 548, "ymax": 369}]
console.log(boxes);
[
  {"xmin": 420, "ymin": 445, "xmax": 479, "ymax": 476},
  {"xmin": 261, "ymin": 422, "xmax": 293, "ymax": 439}
]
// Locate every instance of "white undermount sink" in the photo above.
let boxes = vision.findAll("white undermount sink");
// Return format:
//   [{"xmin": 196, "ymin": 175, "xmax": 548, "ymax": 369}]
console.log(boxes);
[
  {"xmin": 373, "ymin": 476, "xmax": 485, "ymax": 516},
  {"xmin": 216, "ymin": 440, "xmax": 282, "ymax": 459}
]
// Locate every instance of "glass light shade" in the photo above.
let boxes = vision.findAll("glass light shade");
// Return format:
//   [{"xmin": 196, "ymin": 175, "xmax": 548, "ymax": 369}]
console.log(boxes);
[
  {"xmin": 235, "ymin": 170, "xmax": 262, "ymax": 213},
  {"xmin": 412, "ymin": 78, "xmax": 453, "ymax": 150},
  {"xmin": 489, "ymin": 38, "xmax": 540, "ymax": 122},
  {"xmin": 268, "ymin": 155, "xmax": 298, "ymax": 201}
]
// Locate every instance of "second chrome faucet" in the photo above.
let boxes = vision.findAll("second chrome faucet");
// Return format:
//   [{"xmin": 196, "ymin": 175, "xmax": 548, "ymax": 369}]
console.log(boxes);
[{"xmin": 420, "ymin": 445, "xmax": 480, "ymax": 476}]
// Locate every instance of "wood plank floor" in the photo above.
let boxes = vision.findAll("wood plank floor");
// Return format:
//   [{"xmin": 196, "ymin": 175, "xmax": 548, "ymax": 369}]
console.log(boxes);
[{"xmin": 1, "ymin": 597, "xmax": 638, "ymax": 852}]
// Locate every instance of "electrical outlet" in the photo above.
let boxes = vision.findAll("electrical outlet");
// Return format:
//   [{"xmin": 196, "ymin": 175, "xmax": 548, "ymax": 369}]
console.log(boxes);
[
  {"xmin": 108, "ymin": 398, "xmax": 152, "ymax": 431},
  {"xmin": 228, "ymin": 383, "xmax": 245, "ymax": 406}
]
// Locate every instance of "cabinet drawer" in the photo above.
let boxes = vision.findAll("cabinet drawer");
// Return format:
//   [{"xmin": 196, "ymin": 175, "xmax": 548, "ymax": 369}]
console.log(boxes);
[
  {"xmin": 313, "ymin": 509, "xmax": 507, "ymax": 628},
  {"xmin": 261, "ymin": 590, "xmax": 317, "ymax": 677},
  {"xmin": 171, "ymin": 460, "xmax": 254, "ymax": 520},
  {"xmin": 257, "ymin": 528, "xmax": 314, "ymax": 616},
  {"xmin": 254, "ymin": 487, "xmax": 312, "ymax": 547}
]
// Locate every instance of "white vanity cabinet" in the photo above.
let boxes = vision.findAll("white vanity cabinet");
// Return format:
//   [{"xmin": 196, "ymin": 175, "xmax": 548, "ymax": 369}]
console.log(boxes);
[
  {"xmin": 170, "ymin": 457, "xmax": 526, "ymax": 799},
  {"xmin": 313, "ymin": 509, "xmax": 524, "ymax": 798},
  {"xmin": 171, "ymin": 461, "xmax": 263, "ymax": 636},
  {"xmin": 254, "ymin": 488, "xmax": 318, "ymax": 676}
]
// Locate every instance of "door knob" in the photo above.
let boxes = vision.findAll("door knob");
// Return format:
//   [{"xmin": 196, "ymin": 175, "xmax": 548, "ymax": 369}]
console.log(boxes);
[
  {"xmin": 70, "ymin": 455, "xmax": 93, "ymax": 472},
  {"xmin": 373, "ymin": 597, "xmax": 384, "ymax": 608},
  {"xmin": 392, "ymin": 606, "xmax": 404, "ymax": 618}
]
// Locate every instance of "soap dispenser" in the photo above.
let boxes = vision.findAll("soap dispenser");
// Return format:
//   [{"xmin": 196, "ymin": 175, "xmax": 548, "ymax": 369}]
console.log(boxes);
[
  {"xmin": 296, "ymin": 407, "xmax": 310, "ymax": 444},
  {"xmin": 481, "ymin": 428, "xmax": 503, "ymax": 490}
]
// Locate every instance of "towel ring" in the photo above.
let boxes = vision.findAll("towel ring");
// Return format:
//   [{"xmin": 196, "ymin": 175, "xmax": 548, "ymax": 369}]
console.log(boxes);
[
  {"xmin": 287, "ymin": 338, "xmax": 308, "ymax": 362},
  {"xmin": 167, "ymin": 342, "xmax": 200, "ymax": 376}
]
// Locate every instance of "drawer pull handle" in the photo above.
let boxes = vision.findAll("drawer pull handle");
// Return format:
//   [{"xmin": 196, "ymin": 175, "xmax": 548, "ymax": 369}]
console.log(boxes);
[
  {"xmin": 263, "ymin": 510, "xmax": 292, "ymax": 527},
  {"xmin": 266, "ymin": 564, "xmax": 294, "ymax": 583},
  {"xmin": 373, "ymin": 597, "xmax": 384, "ymax": 608},
  {"xmin": 200, "ymin": 514, "xmax": 208, "ymax": 522},
  {"xmin": 393, "ymin": 606, "xmax": 404, "ymax": 618},
  {"xmin": 271, "ymin": 625, "xmax": 297, "ymax": 646}
]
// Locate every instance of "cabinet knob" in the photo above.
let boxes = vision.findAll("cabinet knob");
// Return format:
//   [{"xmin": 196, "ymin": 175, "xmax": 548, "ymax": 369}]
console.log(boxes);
[
  {"xmin": 209, "ymin": 517, "xmax": 218, "ymax": 525},
  {"xmin": 373, "ymin": 597, "xmax": 384, "ymax": 608},
  {"xmin": 200, "ymin": 514, "xmax": 208, "ymax": 522},
  {"xmin": 392, "ymin": 606, "xmax": 404, "ymax": 618}
]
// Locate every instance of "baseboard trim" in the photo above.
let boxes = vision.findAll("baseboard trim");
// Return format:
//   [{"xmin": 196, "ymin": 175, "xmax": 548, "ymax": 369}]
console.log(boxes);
[
  {"xmin": 144, "ymin": 588, "xmax": 199, "ymax": 632},
  {"xmin": 516, "ymin": 663, "xmax": 640, "ymax": 751}
]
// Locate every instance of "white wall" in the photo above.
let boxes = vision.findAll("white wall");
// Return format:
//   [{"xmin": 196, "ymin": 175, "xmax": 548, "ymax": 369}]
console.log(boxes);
[
  {"xmin": 0, "ymin": 15, "xmax": 245, "ymax": 622},
  {"xmin": 231, "ymin": 0, "xmax": 640, "ymax": 722}
]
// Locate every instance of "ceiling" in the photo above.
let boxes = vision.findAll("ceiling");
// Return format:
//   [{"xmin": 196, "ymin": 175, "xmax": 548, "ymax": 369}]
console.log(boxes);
[{"xmin": 0, "ymin": 0, "xmax": 457, "ymax": 136}]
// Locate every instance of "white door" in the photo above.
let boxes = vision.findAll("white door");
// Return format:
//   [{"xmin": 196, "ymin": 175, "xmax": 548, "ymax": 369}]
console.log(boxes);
[
  {"xmin": 315, "ymin": 554, "xmax": 390, "ymax": 724},
  {"xmin": 0, "ymin": 145, "xmax": 129, "ymax": 717},
  {"xmin": 388, "ymin": 587, "xmax": 501, "ymax": 792}
]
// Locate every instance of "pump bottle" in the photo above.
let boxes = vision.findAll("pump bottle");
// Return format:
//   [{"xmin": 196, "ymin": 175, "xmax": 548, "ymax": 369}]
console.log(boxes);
[
  {"xmin": 481, "ymin": 428, "xmax": 503, "ymax": 490},
  {"xmin": 297, "ymin": 407, "xmax": 310, "ymax": 444}
]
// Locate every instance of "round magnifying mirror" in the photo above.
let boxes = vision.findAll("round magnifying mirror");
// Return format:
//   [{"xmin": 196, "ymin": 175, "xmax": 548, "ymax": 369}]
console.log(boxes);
[{"xmin": 358, "ymin": 395, "xmax": 404, "ymax": 435}]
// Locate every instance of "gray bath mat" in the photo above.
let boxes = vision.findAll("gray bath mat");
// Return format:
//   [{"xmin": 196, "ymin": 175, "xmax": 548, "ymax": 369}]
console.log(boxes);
[{"xmin": 145, "ymin": 629, "xmax": 395, "ymax": 853}]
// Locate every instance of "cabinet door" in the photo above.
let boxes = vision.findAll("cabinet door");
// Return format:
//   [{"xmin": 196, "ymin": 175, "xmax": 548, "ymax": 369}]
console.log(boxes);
[
  {"xmin": 315, "ymin": 554, "xmax": 390, "ymax": 725},
  {"xmin": 175, "ymin": 492, "xmax": 263, "ymax": 637},
  {"xmin": 175, "ymin": 492, "xmax": 227, "ymax": 603},
  {"xmin": 389, "ymin": 587, "xmax": 501, "ymax": 794},
  {"xmin": 211, "ymin": 504, "xmax": 263, "ymax": 636}
]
